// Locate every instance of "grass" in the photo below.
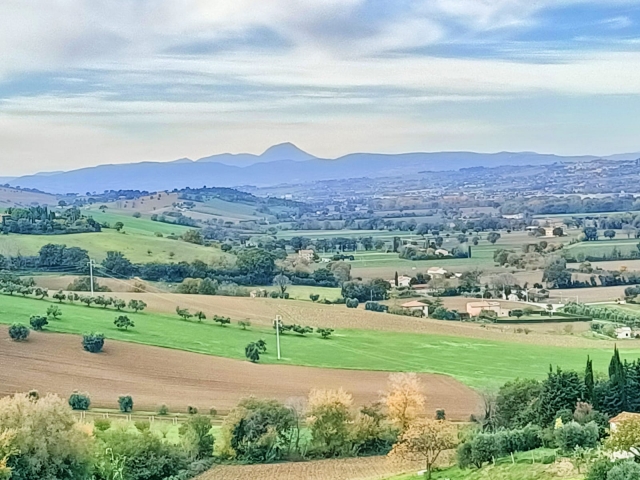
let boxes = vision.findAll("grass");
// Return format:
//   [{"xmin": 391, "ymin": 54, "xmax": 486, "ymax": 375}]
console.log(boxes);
[
  {"xmin": 2, "ymin": 295, "xmax": 640, "ymax": 389},
  {"xmin": 0, "ymin": 211, "xmax": 232, "ymax": 263},
  {"xmin": 388, "ymin": 449, "xmax": 583, "ymax": 480}
]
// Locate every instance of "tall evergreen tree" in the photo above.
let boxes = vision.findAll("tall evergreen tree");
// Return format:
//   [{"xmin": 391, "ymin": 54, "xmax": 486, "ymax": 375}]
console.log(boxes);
[
  {"xmin": 537, "ymin": 366, "xmax": 584, "ymax": 427},
  {"xmin": 601, "ymin": 346, "xmax": 628, "ymax": 416},
  {"xmin": 585, "ymin": 356, "xmax": 594, "ymax": 404}
]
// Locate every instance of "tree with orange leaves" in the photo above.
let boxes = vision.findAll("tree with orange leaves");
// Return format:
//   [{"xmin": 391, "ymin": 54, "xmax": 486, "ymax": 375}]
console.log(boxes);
[{"xmin": 384, "ymin": 373, "xmax": 426, "ymax": 432}]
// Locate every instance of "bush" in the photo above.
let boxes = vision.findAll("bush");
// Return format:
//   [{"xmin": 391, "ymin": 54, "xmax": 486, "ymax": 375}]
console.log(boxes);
[
  {"xmin": 29, "ymin": 315, "xmax": 49, "ymax": 331},
  {"xmin": 435, "ymin": 409, "xmax": 446, "ymax": 420},
  {"xmin": 158, "ymin": 404, "xmax": 169, "ymax": 416},
  {"xmin": 365, "ymin": 301, "xmax": 388, "ymax": 312},
  {"xmin": 554, "ymin": 421, "xmax": 599, "ymax": 452},
  {"xmin": 346, "ymin": 298, "xmax": 359, "ymax": 308},
  {"xmin": 209, "ymin": 407, "xmax": 217, "ymax": 417},
  {"xmin": 8, "ymin": 323, "xmax": 29, "ymax": 341},
  {"xmin": 82, "ymin": 332, "xmax": 105, "ymax": 353},
  {"xmin": 94, "ymin": 418, "xmax": 112, "ymax": 432},
  {"xmin": 187, "ymin": 405, "xmax": 199, "ymax": 415},
  {"xmin": 309, "ymin": 293, "xmax": 320, "ymax": 302},
  {"xmin": 118, "ymin": 395, "xmax": 134, "ymax": 413},
  {"xmin": 68, "ymin": 391, "xmax": 91, "ymax": 411},
  {"xmin": 607, "ymin": 462, "xmax": 640, "ymax": 480},
  {"xmin": 468, "ymin": 433, "xmax": 502, "ymax": 467}
]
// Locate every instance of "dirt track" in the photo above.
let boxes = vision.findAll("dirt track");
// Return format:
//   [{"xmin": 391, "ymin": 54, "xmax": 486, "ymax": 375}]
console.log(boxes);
[{"xmin": 0, "ymin": 327, "xmax": 479, "ymax": 420}]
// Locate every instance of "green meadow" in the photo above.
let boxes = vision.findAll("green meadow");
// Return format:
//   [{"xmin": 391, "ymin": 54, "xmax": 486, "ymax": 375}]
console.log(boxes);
[{"xmin": 2, "ymin": 294, "xmax": 639, "ymax": 389}]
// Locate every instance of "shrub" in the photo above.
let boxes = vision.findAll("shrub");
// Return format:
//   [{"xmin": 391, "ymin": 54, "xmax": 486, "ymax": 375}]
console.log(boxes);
[
  {"xmin": 309, "ymin": 293, "xmax": 320, "ymax": 302},
  {"xmin": 94, "ymin": 418, "xmax": 112, "ymax": 432},
  {"xmin": 118, "ymin": 395, "xmax": 134, "ymax": 413},
  {"xmin": 29, "ymin": 315, "xmax": 49, "ymax": 331},
  {"xmin": 8, "ymin": 323, "xmax": 29, "ymax": 341},
  {"xmin": 238, "ymin": 320, "xmax": 251, "ymax": 330},
  {"xmin": 180, "ymin": 414, "xmax": 214, "ymax": 459},
  {"xmin": 245, "ymin": 342, "xmax": 260, "ymax": 363},
  {"xmin": 213, "ymin": 315, "xmax": 231, "ymax": 326},
  {"xmin": 317, "ymin": 327, "xmax": 334, "ymax": 339},
  {"xmin": 135, "ymin": 421, "xmax": 150, "ymax": 432},
  {"xmin": 82, "ymin": 333, "xmax": 105, "ymax": 353},
  {"xmin": 607, "ymin": 462, "xmax": 640, "ymax": 480},
  {"xmin": 158, "ymin": 404, "xmax": 169, "ymax": 416},
  {"xmin": 46, "ymin": 305, "xmax": 62, "ymax": 319},
  {"xmin": 346, "ymin": 298, "xmax": 359, "ymax": 308},
  {"xmin": 114, "ymin": 315, "xmax": 135, "ymax": 330},
  {"xmin": 435, "ymin": 409, "xmax": 446, "ymax": 420},
  {"xmin": 0, "ymin": 393, "xmax": 93, "ymax": 479},
  {"xmin": 554, "ymin": 421, "xmax": 599, "ymax": 453},
  {"xmin": 468, "ymin": 433, "xmax": 502, "ymax": 468},
  {"xmin": 365, "ymin": 301, "xmax": 388, "ymax": 312},
  {"xmin": 209, "ymin": 407, "xmax": 217, "ymax": 417},
  {"xmin": 187, "ymin": 405, "xmax": 199, "ymax": 415},
  {"xmin": 68, "ymin": 391, "xmax": 91, "ymax": 411}
]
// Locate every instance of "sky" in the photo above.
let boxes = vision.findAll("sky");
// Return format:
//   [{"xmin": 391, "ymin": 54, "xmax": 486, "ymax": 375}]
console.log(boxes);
[{"xmin": 1, "ymin": 0, "xmax": 640, "ymax": 176}]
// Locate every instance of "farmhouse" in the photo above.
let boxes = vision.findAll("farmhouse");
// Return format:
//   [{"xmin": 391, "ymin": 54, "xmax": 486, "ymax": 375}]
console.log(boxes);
[
  {"xmin": 389, "ymin": 275, "xmax": 412, "ymax": 288},
  {"xmin": 427, "ymin": 267, "xmax": 447, "ymax": 276},
  {"xmin": 615, "ymin": 327, "xmax": 633, "ymax": 339},
  {"xmin": 401, "ymin": 300, "xmax": 429, "ymax": 316},
  {"xmin": 298, "ymin": 249, "xmax": 315, "ymax": 262},
  {"xmin": 466, "ymin": 301, "xmax": 509, "ymax": 318}
]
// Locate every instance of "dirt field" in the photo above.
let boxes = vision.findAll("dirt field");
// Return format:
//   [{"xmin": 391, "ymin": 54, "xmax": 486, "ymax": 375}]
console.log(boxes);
[
  {"xmin": 100, "ymin": 292, "xmax": 607, "ymax": 348},
  {"xmin": 197, "ymin": 456, "xmax": 424, "ymax": 480},
  {"xmin": 0, "ymin": 327, "xmax": 479, "ymax": 420}
]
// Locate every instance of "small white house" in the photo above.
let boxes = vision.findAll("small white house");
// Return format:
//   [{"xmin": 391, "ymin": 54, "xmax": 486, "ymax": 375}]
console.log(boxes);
[
  {"xmin": 616, "ymin": 327, "xmax": 633, "ymax": 339},
  {"xmin": 427, "ymin": 267, "xmax": 447, "ymax": 276},
  {"xmin": 389, "ymin": 275, "xmax": 412, "ymax": 288}
]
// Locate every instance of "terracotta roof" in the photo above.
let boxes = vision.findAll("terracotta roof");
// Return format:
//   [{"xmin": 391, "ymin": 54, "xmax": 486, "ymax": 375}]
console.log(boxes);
[
  {"xmin": 610, "ymin": 412, "xmax": 640, "ymax": 424},
  {"xmin": 401, "ymin": 301, "xmax": 428, "ymax": 308}
]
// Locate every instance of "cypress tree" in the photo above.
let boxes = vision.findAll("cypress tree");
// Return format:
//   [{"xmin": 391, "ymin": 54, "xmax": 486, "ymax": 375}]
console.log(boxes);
[
  {"xmin": 601, "ymin": 346, "xmax": 628, "ymax": 416},
  {"xmin": 585, "ymin": 356, "xmax": 594, "ymax": 404}
]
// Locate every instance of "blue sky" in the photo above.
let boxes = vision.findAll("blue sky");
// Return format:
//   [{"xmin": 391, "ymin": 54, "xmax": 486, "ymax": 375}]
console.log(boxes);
[{"xmin": 0, "ymin": 0, "xmax": 639, "ymax": 175}]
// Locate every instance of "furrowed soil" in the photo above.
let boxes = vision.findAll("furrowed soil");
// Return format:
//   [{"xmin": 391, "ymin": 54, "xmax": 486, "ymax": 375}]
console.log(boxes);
[
  {"xmin": 197, "ymin": 457, "xmax": 424, "ymax": 480},
  {"xmin": 106, "ymin": 292, "xmax": 612, "ymax": 348},
  {"xmin": 0, "ymin": 327, "xmax": 479, "ymax": 420}
]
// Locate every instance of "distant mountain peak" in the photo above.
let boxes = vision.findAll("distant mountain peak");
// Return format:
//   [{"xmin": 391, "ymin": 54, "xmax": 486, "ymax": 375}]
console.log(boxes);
[{"xmin": 259, "ymin": 142, "xmax": 315, "ymax": 161}]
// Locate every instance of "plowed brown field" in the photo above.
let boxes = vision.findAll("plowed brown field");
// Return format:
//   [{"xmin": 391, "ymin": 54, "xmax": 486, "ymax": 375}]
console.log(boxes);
[
  {"xmin": 0, "ymin": 327, "xmax": 479, "ymax": 419},
  {"xmin": 196, "ymin": 456, "xmax": 424, "ymax": 480}
]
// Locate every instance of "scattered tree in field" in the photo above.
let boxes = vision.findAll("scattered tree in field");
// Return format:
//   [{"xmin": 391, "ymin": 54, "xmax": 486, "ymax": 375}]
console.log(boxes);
[
  {"xmin": 68, "ymin": 391, "xmax": 91, "ymax": 411},
  {"xmin": 553, "ymin": 227, "xmax": 564, "ymax": 237},
  {"xmin": 245, "ymin": 342, "xmax": 261, "ymax": 363},
  {"xmin": 256, "ymin": 339, "xmax": 267, "ymax": 353},
  {"xmin": 238, "ymin": 320, "xmax": 251, "ymax": 330},
  {"xmin": 176, "ymin": 307, "xmax": 193, "ymax": 320},
  {"xmin": 194, "ymin": 311, "xmax": 206, "ymax": 322},
  {"xmin": 214, "ymin": 315, "xmax": 231, "ymax": 326},
  {"xmin": 8, "ymin": 324, "xmax": 29, "ymax": 341},
  {"xmin": 52, "ymin": 290, "xmax": 66, "ymax": 302},
  {"xmin": 292, "ymin": 325, "xmax": 313, "ymax": 335},
  {"xmin": 604, "ymin": 229, "xmax": 616, "ymax": 240},
  {"xmin": 80, "ymin": 295, "xmax": 94, "ymax": 307},
  {"xmin": 113, "ymin": 299, "xmax": 126, "ymax": 311},
  {"xmin": 82, "ymin": 333, "xmax": 105, "ymax": 353},
  {"xmin": 487, "ymin": 232, "xmax": 501, "ymax": 244},
  {"xmin": 389, "ymin": 419, "xmax": 458, "ymax": 480},
  {"xmin": 114, "ymin": 315, "xmax": 135, "ymax": 330},
  {"xmin": 511, "ymin": 309, "xmax": 524, "ymax": 319},
  {"xmin": 435, "ymin": 409, "xmax": 446, "ymax": 420},
  {"xmin": 34, "ymin": 288, "xmax": 48, "ymax": 299},
  {"xmin": 317, "ymin": 328, "xmax": 334, "ymax": 339},
  {"xmin": 346, "ymin": 298, "xmax": 359, "ymax": 308},
  {"xmin": 46, "ymin": 305, "xmax": 62, "ymax": 319},
  {"xmin": 114, "ymin": 221, "xmax": 124, "ymax": 231},
  {"xmin": 272, "ymin": 274, "xmax": 291, "ymax": 297},
  {"xmin": 384, "ymin": 373, "xmax": 426, "ymax": 432},
  {"xmin": 29, "ymin": 316, "xmax": 48, "ymax": 331},
  {"xmin": 118, "ymin": 395, "xmax": 133, "ymax": 412},
  {"xmin": 128, "ymin": 299, "xmax": 147, "ymax": 313},
  {"xmin": 309, "ymin": 293, "xmax": 320, "ymax": 302}
]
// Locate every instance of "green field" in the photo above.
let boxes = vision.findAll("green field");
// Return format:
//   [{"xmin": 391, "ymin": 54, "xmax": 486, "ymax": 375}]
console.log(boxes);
[
  {"xmin": 565, "ymin": 238, "xmax": 640, "ymax": 258},
  {"xmin": 0, "ymin": 210, "xmax": 231, "ymax": 264},
  {"xmin": 265, "ymin": 285, "xmax": 342, "ymax": 301},
  {"xmin": 388, "ymin": 449, "xmax": 582, "ymax": 480},
  {"xmin": 2, "ymin": 295, "xmax": 639, "ymax": 389}
]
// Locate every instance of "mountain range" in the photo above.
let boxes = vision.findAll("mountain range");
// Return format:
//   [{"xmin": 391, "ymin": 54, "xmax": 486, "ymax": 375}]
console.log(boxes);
[{"xmin": 5, "ymin": 143, "xmax": 640, "ymax": 195}]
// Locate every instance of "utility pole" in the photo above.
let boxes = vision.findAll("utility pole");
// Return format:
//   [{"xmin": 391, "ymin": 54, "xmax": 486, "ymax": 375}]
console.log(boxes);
[
  {"xmin": 88, "ymin": 259, "xmax": 95, "ymax": 296},
  {"xmin": 274, "ymin": 315, "xmax": 282, "ymax": 360}
]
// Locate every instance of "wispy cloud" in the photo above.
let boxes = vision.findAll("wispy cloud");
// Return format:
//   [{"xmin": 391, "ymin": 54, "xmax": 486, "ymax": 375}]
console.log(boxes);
[{"xmin": 0, "ymin": 0, "xmax": 639, "ymax": 174}]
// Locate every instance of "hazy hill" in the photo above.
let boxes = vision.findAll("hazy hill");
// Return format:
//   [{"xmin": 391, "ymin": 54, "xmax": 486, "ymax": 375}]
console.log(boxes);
[{"xmin": 7, "ymin": 143, "xmax": 629, "ymax": 194}]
